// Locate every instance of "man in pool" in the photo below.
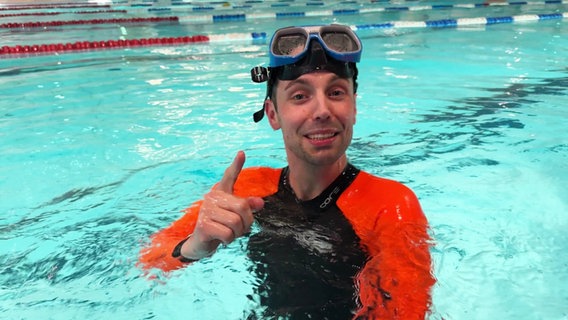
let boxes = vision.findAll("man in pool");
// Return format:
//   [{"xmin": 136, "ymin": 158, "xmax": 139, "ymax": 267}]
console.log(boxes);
[{"xmin": 139, "ymin": 24, "xmax": 435, "ymax": 319}]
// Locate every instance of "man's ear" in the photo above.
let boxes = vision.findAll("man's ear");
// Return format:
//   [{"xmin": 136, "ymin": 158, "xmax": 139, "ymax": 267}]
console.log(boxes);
[{"xmin": 265, "ymin": 99, "xmax": 280, "ymax": 130}]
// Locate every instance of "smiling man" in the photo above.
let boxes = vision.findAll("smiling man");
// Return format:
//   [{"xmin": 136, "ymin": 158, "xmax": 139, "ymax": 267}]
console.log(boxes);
[{"xmin": 139, "ymin": 24, "xmax": 435, "ymax": 319}]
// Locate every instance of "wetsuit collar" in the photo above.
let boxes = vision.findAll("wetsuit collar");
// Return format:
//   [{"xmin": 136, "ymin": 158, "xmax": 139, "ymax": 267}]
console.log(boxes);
[{"xmin": 281, "ymin": 163, "xmax": 360, "ymax": 212}]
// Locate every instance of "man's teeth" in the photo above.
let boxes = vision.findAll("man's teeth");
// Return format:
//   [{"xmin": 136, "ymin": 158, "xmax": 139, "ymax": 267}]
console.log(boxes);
[{"xmin": 307, "ymin": 133, "xmax": 335, "ymax": 140}]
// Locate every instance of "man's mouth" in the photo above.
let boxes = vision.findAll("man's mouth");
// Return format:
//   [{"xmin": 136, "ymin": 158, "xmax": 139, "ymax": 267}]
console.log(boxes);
[{"xmin": 306, "ymin": 132, "xmax": 338, "ymax": 140}]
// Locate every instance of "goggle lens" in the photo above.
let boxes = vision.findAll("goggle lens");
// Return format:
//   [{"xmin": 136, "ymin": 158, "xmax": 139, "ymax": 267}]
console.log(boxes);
[
  {"xmin": 321, "ymin": 31, "xmax": 359, "ymax": 53},
  {"xmin": 274, "ymin": 33, "xmax": 307, "ymax": 56}
]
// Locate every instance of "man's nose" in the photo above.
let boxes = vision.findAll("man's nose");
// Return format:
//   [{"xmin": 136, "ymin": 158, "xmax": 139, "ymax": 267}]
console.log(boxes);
[{"xmin": 312, "ymin": 92, "xmax": 331, "ymax": 121}]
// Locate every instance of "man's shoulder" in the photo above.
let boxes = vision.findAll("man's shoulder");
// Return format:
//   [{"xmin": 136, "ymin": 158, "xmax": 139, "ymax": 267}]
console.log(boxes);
[
  {"xmin": 341, "ymin": 169, "xmax": 422, "ymax": 214},
  {"xmin": 339, "ymin": 169, "xmax": 426, "ymax": 230},
  {"xmin": 233, "ymin": 166, "xmax": 282, "ymax": 197},
  {"xmin": 239, "ymin": 166, "xmax": 282, "ymax": 180},
  {"xmin": 351, "ymin": 170, "xmax": 416, "ymax": 196}
]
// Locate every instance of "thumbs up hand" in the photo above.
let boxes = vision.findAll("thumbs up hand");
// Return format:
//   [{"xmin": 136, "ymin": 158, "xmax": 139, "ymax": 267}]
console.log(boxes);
[{"xmin": 179, "ymin": 151, "xmax": 265, "ymax": 260}]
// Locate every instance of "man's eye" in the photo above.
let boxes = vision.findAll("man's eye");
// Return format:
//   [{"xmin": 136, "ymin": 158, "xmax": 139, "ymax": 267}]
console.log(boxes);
[
  {"xmin": 330, "ymin": 90, "xmax": 345, "ymax": 97},
  {"xmin": 292, "ymin": 94, "xmax": 305, "ymax": 100}
]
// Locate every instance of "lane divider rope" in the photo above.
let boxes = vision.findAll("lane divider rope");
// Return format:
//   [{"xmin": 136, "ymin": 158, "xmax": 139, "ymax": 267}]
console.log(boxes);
[
  {"xmin": 139, "ymin": 0, "xmax": 568, "ymax": 17},
  {"xmin": 0, "ymin": 33, "xmax": 266, "ymax": 57},
  {"xmin": 0, "ymin": 12, "xmax": 565, "ymax": 57},
  {"xmin": 3, "ymin": 1, "xmax": 566, "ymax": 16},
  {"xmin": 0, "ymin": 4, "xmax": 111, "ymax": 11},
  {"xmin": 132, "ymin": 0, "xmax": 568, "ymax": 12},
  {"xmin": 353, "ymin": 11, "xmax": 567, "ymax": 30},
  {"xmin": 2, "ymin": 1, "xmax": 566, "ymax": 25},
  {"xmin": 171, "ymin": 0, "xmax": 568, "ymax": 23},
  {"xmin": 0, "ymin": 16, "xmax": 179, "ymax": 29},
  {"xmin": 0, "ymin": 10, "xmax": 128, "ymax": 19}
]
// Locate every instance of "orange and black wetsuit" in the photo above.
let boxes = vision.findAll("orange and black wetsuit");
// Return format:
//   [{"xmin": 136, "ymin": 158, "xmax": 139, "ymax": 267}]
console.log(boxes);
[{"xmin": 139, "ymin": 164, "xmax": 435, "ymax": 319}]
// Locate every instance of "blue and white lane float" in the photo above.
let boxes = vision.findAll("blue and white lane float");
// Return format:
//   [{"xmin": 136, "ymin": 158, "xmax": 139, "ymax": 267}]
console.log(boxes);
[
  {"xmin": 133, "ymin": 0, "xmax": 568, "ymax": 14},
  {"xmin": 353, "ymin": 12, "xmax": 567, "ymax": 30},
  {"xmin": 164, "ymin": 0, "xmax": 568, "ymax": 20},
  {"xmin": 1, "ymin": 12, "xmax": 566, "ymax": 57}
]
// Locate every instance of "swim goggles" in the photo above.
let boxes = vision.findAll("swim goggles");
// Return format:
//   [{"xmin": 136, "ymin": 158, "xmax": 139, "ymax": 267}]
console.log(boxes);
[
  {"xmin": 250, "ymin": 24, "xmax": 362, "ymax": 122},
  {"xmin": 269, "ymin": 24, "xmax": 362, "ymax": 68}
]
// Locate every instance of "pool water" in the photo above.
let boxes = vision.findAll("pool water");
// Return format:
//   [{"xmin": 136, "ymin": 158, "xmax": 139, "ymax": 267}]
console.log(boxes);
[{"xmin": 1, "ymin": 1, "xmax": 567, "ymax": 319}]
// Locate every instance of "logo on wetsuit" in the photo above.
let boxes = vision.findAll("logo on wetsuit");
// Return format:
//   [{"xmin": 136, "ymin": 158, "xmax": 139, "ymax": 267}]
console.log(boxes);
[
  {"xmin": 280, "ymin": 163, "xmax": 360, "ymax": 212},
  {"xmin": 320, "ymin": 186, "xmax": 341, "ymax": 209}
]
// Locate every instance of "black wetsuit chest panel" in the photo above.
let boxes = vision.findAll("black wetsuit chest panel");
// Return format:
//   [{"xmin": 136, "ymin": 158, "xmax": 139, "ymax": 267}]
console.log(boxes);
[{"xmin": 247, "ymin": 165, "xmax": 367, "ymax": 319}]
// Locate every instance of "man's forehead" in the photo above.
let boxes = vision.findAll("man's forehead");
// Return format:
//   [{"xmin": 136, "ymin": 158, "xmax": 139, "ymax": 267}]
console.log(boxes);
[{"xmin": 280, "ymin": 71, "xmax": 351, "ymax": 89}]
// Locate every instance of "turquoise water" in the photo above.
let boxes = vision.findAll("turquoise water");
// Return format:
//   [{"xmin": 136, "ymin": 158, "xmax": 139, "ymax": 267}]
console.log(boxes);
[{"xmin": 1, "ymin": 1, "xmax": 567, "ymax": 319}]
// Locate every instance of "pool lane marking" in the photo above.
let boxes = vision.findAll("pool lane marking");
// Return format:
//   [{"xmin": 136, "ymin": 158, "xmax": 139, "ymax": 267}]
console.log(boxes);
[
  {"xmin": 1, "ymin": 12, "xmax": 566, "ymax": 57},
  {"xmin": 173, "ymin": 0, "xmax": 568, "ymax": 23},
  {"xmin": 354, "ymin": 11, "xmax": 567, "ymax": 30},
  {"xmin": 137, "ymin": 0, "xmax": 568, "ymax": 12},
  {"xmin": 2, "ymin": 0, "xmax": 567, "ymax": 15},
  {"xmin": 0, "ymin": 10, "xmax": 128, "ymax": 19},
  {"xmin": 0, "ymin": 3, "xmax": 111, "ymax": 11},
  {"xmin": 134, "ymin": 0, "xmax": 568, "ymax": 20},
  {"xmin": 0, "ymin": 33, "xmax": 266, "ymax": 57},
  {"xmin": 2, "ymin": 1, "xmax": 565, "ymax": 26},
  {"xmin": 0, "ymin": 16, "xmax": 179, "ymax": 29}
]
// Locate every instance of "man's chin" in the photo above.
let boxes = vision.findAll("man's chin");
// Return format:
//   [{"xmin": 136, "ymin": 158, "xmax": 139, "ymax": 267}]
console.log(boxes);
[{"xmin": 303, "ymin": 150, "xmax": 346, "ymax": 167}]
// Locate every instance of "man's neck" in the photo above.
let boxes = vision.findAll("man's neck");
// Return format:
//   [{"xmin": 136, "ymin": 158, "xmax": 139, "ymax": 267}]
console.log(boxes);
[{"xmin": 287, "ymin": 157, "xmax": 348, "ymax": 201}]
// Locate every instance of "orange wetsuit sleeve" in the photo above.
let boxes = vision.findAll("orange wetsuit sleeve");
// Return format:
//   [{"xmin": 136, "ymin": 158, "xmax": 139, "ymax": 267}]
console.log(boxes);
[
  {"xmin": 137, "ymin": 167, "xmax": 281, "ymax": 272},
  {"xmin": 138, "ymin": 200, "xmax": 203, "ymax": 272},
  {"xmin": 338, "ymin": 171, "xmax": 435, "ymax": 320}
]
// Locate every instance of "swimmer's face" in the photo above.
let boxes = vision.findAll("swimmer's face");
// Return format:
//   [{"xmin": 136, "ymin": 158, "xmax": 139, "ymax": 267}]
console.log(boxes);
[{"xmin": 265, "ymin": 71, "xmax": 356, "ymax": 167}]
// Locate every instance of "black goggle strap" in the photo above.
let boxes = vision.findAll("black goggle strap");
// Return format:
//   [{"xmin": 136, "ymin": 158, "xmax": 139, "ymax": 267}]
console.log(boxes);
[
  {"xmin": 251, "ymin": 66, "xmax": 277, "ymax": 122},
  {"xmin": 253, "ymin": 105, "xmax": 265, "ymax": 123},
  {"xmin": 251, "ymin": 66, "xmax": 268, "ymax": 83}
]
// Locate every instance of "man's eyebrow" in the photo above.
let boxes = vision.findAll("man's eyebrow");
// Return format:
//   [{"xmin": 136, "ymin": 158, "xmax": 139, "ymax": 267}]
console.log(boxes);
[{"xmin": 284, "ymin": 78, "xmax": 309, "ymax": 91}]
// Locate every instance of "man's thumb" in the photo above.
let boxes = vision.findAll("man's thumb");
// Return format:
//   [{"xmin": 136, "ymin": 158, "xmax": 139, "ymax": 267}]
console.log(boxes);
[{"xmin": 247, "ymin": 196, "xmax": 265, "ymax": 213}]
